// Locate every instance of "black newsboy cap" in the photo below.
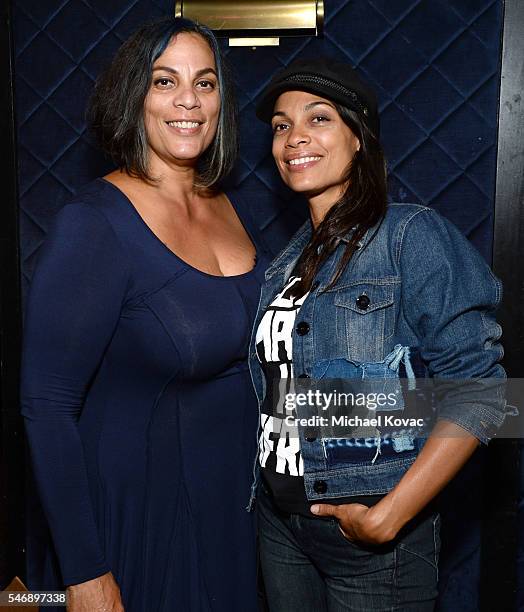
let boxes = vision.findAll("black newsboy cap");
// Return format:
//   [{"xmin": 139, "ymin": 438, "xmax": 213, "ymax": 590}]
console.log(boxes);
[{"xmin": 255, "ymin": 57, "xmax": 380, "ymax": 138}]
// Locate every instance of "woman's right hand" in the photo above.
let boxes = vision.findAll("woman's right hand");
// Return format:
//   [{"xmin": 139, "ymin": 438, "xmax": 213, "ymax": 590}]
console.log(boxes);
[{"xmin": 66, "ymin": 571, "xmax": 124, "ymax": 611}]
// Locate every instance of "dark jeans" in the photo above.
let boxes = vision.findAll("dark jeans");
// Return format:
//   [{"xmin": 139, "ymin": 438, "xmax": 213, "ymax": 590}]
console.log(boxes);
[{"xmin": 257, "ymin": 486, "xmax": 440, "ymax": 612}]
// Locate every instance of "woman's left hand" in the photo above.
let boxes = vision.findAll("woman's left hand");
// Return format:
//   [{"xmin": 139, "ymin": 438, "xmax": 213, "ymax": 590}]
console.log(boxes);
[{"xmin": 310, "ymin": 501, "xmax": 398, "ymax": 545}]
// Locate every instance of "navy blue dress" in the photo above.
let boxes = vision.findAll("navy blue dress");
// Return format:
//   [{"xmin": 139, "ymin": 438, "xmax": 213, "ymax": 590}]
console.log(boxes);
[{"xmin": 21, "ymin": 178, "xmax": 269, "ymax": 611}]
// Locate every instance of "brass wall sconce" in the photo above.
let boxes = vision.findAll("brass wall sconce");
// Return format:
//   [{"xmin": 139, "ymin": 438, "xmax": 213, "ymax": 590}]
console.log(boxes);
[{"xmin": 175, "ymin": 0, "xmax": 324, "ymax": 46}]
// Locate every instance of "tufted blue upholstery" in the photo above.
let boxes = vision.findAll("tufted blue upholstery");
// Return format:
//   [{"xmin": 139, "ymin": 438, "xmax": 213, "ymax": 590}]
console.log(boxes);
[{"xmin": 13, "ymin": 1, "xmax": 503, "ymax": 609}]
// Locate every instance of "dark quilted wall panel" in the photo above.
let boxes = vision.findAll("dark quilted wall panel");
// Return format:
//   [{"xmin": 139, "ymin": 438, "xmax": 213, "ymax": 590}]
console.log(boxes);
[
  {"xmin": 14, "ymin": 0, "xmax": 172, "ymax": 283},
  {"xmin": 13, "ymin": 1, "xmax": 503, "ymax": 609},
  {"xmin": 222, "ymin": 0, "xmax": 503, "ymax": 269},
  {"xmin": 14, "ymin": 0, "xmax": 503, "ymax": 285}
]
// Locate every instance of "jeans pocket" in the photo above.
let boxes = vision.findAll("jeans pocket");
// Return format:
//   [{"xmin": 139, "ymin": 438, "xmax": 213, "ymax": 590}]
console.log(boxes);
[
  {"xmin": 397, "ymin": 512, "xmax": 440, "ymax": 572},
  {"xmin": 325, "ymin": 517, "xmax": 363, "ymax": 550},
  {"xmin": 433, "ymin": 513, "xmax": 441, "ymax": 578},
  {"xmin": 329, "ymin": 518, "xmax": 395, "ymax": 555},
  {"xmin": 332, "ymin": 519, "xmax": 361, "ymax": 548}
]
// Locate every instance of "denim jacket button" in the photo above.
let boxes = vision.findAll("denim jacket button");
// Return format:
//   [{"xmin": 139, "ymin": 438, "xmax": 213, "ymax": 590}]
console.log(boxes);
[
  {"xmin": 356, "ymin": 294, "xmax": 370, "ymax": 310},
  {"xmin": 305, "ymin": 435, "xmax": 317, "ymax": 442},
  {"xmin": 296, "ymin": 321, "xmax": 310, "ymax": 336},
  {"xmin": 313, "ymin": 480, "xmax": 328, "ymax": 494},
  {"xmin": 311, "ymin": 281, "xmax": 319, "ymax": 291},
  {"xmin": 298, "ymin": 373, "xmax": 310, "ymax": 378}
]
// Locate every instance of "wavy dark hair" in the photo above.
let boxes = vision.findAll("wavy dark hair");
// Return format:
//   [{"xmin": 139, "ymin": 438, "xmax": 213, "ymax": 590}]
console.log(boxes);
[
  {"xmin": 88, "ymin": 17, "xmax": 237, "ymax": 190},
  {"xmin": 294, "ymin": 104, "xmax": 388, "ymax": 294}
]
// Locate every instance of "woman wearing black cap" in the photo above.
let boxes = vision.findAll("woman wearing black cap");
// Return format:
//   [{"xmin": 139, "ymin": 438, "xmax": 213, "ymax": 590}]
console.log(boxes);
[{"xmin": 248, "ymin": 57, "xmax": 506, "ymax": 610}]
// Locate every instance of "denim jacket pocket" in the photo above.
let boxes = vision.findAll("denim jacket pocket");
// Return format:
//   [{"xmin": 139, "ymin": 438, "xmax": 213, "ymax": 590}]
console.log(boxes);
[
  {"xmin": 332, "ymin": 281, "xmax": 397, "ymax": 362},
  {"xmin": 306, "ymin": 346, "xmax": 420, "ymax": 471}
]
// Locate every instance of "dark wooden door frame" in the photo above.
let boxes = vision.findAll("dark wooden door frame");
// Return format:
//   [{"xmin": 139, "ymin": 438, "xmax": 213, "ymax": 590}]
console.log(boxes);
[
  {"xmin": 480, "ymin": 0, "xmax": 524, "ymax": 610},
  {"xmin": 0, "ymin": 0, "xmax": 24, "ymax": 589},
  {"xmin": 492, "ymin": 3, "xmax": 524, "ymax": 365}
]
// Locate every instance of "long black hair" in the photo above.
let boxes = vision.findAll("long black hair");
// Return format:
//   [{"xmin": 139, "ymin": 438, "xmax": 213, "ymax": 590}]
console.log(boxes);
[
  {"xmin": 294, "ymin": 104, "xmax": 388, "ymax": 294},
  {"xmin": 88, "ymin": 17, "xmax": 237, "ymax": 190}
]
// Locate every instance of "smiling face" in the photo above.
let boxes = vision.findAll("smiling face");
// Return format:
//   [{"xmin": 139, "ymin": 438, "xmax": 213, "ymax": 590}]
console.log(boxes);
[
  {"xmin": 271, "ymin": 90, "xmax": 361, "ymax": 209},
  {"xmin": 143, "ymin": 32, "xmax": 220, "ymax": 173}
]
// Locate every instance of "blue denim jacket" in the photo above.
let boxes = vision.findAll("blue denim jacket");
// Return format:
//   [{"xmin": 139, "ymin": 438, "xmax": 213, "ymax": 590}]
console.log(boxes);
[{"xmin": 248, "ymin": 204, "xmax": 505, "ymax": 509}]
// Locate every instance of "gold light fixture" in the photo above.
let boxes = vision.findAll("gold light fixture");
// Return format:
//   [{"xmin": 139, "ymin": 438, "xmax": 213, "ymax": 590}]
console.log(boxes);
[{"xmin": 174, "ymin": 0, "xmax": 324, "ymax": 46}]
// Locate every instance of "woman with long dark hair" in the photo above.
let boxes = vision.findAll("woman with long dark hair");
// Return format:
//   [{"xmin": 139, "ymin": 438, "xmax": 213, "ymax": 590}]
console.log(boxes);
[
  {"xmin": 249, "ymin": 57, "xmax": 505, "ymax": 610},
  {"xmin": 21, "ymin": 17, "xmax": 267, "ymax": 612}
]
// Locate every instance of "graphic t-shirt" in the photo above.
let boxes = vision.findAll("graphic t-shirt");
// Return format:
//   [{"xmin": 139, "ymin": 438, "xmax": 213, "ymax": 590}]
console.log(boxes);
[
  {"xmin": 256, "ymin": 275, "xmax": 382, "ymax": 515},
  {"xmin": 256, "ymin": 276, "xmax": 309, "ymax": 512}
]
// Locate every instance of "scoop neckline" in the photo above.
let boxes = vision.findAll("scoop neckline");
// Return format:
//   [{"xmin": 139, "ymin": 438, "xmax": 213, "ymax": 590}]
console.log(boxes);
[{"xmin": 97, "ymin": 177, "xmax": 261, "ymax": 281}]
